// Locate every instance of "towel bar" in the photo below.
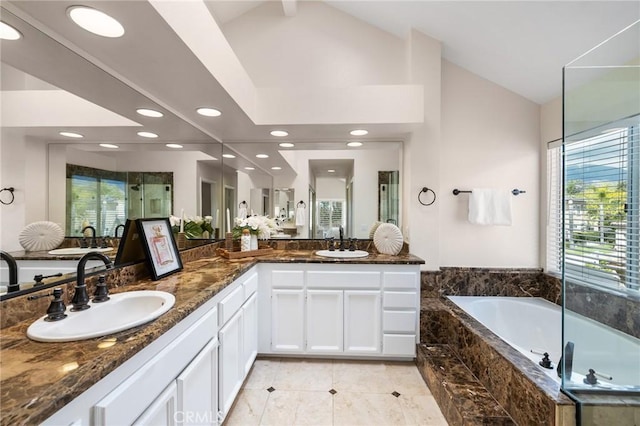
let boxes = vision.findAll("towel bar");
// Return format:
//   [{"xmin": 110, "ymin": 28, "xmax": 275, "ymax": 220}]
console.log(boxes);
[{"xmin": 452, "ymin": 188, "xmax": 526, "ymax": 196}]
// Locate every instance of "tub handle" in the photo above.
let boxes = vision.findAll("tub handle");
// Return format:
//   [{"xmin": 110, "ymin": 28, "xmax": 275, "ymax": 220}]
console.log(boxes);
[
  {"xmin": 584, "ymin": 369, "xmax": 613, "ymax": 385},
  {"xmin": 530, "ymin": 348, "xmax": 546, "ymax": 355}
]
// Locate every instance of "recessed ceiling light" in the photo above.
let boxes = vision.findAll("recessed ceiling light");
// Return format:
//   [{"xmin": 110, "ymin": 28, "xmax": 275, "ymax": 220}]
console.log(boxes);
[
  {"xmin": 67, "ymin": 6, "xmax": 125, "ymax": 38},
  {"xmin": 137, "ymin": 131, "xmax": 158, "ymax": 138},
  {"xmin": 350, "ymin": 129, "xmax": 368, "ymax": 136},
  {"xmin": 271, "ymin": 166, "xmax": 282, "ymax": 170},
  {"xmin": 327, "ymin": 169, "xmax": 336, "ymax": 173},
  {"xmin": 270, "ymin": 130, "xmax": 288, "ymax": 137},
  {"xmin": 244, "ymin": 167, "xmax": 255, "ymax": 170},
  {"xmin": 256, "ymin": 154, "xmax": 269, "ymax": 159},
  {"xmin": 166, "ymin": 143, "xmax": 183, "ymax": 149},
  {"xmin": 136, "ymin": 108, "xmax": 163, "ymax": 118},
  {"xmin": 59, "ymin": 131, "xmax": 83, "ymax": 138},
  {"xmin": 99, "ymin": 143, "xmax": 119, "ymax": 149},
  {"xmin": 279, "ymin": 142, "xmax": 295, "ymax": 148},
  {"xmin": 0, "ymin": 22, "xmax": 21, "ymax": 40},
  {"xmin": 222, "ymin": 153, "xmax": 236, "ymax": 159},
  {"xmin": 196, "ymin": 107, "xmax": 222, "ymax": 117},
  {"xmin": 347, "ymin": 141, "xmax": 363, "ymax": 147}
]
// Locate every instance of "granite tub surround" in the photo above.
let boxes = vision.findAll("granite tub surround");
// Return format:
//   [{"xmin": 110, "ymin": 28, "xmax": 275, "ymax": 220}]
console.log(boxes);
[
  {"xmin": 420, "ymin": 297, "xmax": 576, "ymax": 425},
  {"xmin": 0, "ymin": 246, "xmax": 423, "ymax": 425},
  {"xmin": 421, "ymin": 267, "xmax": 561, "ymax": 303}
]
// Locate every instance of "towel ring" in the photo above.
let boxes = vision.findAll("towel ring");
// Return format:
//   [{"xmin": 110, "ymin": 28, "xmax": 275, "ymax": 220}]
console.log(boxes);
[
  {"xmin": 418, "ymin": 187, "xmax": 436, "ymax": 206},
  {"xmin": 239, "ymin": 200, "xmax": 247, "ymax": 208},
  {"xmin": 0, "ymin": 187, "xmax": 15, "ymax": 205},
  {"xmin": 297, "ymin": 200, "xmax": 306, "ymax": 208}
]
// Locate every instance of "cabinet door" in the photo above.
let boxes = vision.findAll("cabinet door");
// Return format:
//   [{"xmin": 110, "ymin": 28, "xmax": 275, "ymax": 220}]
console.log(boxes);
[
  {"xmin": 176, "ymin": 338, "xmax": 219, "ymax": 425},
  {"xmin": 242, "ymin": 292, "xmax": 258, "ymax": 375},
  {"xmin": 344, "ymin": 290, "xmax": 381, "ymax": 354},
  {"xmin": 218, "ymin": 310, "xmax": 243, "ymax": 419},
  {"xmin": 133, "ymin": 382, "xmax": 177, "ymax": 426},
  {"xmin": 271, "ymin": 289, "xmax": 305, "ymax": 352},
  {"xmin": 306, "ymin": 289, "xmax": 343, "ymax": 353}
]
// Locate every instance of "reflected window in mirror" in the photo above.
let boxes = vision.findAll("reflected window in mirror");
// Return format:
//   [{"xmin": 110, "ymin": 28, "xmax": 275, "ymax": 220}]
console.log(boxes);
[{"xmin": 66, "ymin": 165, "xmax": 173, "ymax": 237}]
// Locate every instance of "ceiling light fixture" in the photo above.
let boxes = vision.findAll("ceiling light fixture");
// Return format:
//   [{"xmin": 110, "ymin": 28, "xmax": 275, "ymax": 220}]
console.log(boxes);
[
  {"xmin": 279, "ymin": 142, "xmax": 295, "ymax": 148},
  {"xmin": 59, "ymin": 131, "xmax": 83, "ymax": 138},
  {"xmin": 270, "ymin": 130, "xmax": 288, "ymax": 137},
  {"xmin": 99, "ymin": 143, "xmax": 119, "ymax": 149},
  {"xmin": 137, "ymin": 131, "xmax": 158, "ymax": 138},
  {"xmin": 0, "ymin": 22, "xmax": 22, "ymax": 40},
  {"xmin": 327, "ymin": 169, "xmax": 336, "ymax": 173},
  {"xmin": 67, "ymin": 6, "xmax": 125, "ymax": 38},
  {"xmin": 244, "ymin": 167, "xmax": 255, "ymax": 170},
  {"xmin": 350, "ymin": 129, "xmax": 368, "ymax": 136},
  {"xmin": 166, "ymin": 144, "xmax": 183, "ymax": 149},
  {"xmin": 271, "ymin": 166, "xmax": 282, "ymax": 170},
  {"xmin": 222, "ymin": 154, "xmax": 236, "ymax": 159},
  {"xmin": 347, "ymin": 141, "xmax": 363, "ymax": 147},
  {"xmin": 256, "ymin": 154, "xmax": 269, "ymax": 159},
  {"xmin": 136, "ymin": 108, "xmax": 163, "ymax": 118},
  {"xmin": 196, "ymin": 107, "xmax": 222, "ymax": 117}
]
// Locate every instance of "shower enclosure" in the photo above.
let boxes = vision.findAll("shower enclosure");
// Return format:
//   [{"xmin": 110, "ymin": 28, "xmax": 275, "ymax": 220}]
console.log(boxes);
[{"xmin": 562, "ymin": 19, "xmax": 639, "ymax": 423}]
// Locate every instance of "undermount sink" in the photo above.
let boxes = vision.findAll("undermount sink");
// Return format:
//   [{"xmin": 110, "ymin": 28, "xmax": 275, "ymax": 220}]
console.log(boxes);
[
  {"xmin": 27, "ymin": 290, "xmax": 175, "ymax": 342},
  {"xmin": 48, "ymin": 247, "xmax": 113, "ymax": 255},
  {"xmin": 315, "ymin": 250, "xmax": 369, "ymax": 259}
]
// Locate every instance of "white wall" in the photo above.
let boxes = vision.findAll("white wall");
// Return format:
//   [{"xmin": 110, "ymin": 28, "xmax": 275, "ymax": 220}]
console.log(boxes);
[{"xmin": 439, "ymin": 61, "xmax": 540, "ymax": 267}]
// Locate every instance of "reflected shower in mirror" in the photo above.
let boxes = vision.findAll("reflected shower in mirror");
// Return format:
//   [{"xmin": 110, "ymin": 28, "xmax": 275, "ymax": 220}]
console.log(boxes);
[{"xmin": 378, "ymin": 171, "xmax": 399, "ymax": 225}]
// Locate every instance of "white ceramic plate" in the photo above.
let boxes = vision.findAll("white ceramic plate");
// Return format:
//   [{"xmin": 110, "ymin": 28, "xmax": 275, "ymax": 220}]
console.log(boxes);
[{"xmin": 18, "ymin": 221, "xmax": 64, "ymax": 252}]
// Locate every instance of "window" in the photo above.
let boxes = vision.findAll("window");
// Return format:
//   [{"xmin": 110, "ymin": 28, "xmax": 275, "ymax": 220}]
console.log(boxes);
[
  {"xmin": 547, "ymin": 124, "xmax": 639, "ymax": 291},
  {"xmin": 318, "ymin": 200, "xmax": 344, "ymax": 238}
]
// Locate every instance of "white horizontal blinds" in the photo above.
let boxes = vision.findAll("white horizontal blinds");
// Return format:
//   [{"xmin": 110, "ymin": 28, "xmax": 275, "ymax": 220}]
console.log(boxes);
[
  {"xmin": 546, "ymin": 144, "xmax": 563, "ymax": 275},
  {"xmin": 563, "ymin": 125, "xmax": 639, "ymax": 290}
]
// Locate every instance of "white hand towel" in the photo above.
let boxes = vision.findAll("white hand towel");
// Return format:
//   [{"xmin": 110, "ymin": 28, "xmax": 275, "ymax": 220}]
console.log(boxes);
[
  {"xmin": 468, "ymin": 188, "xmax": 512, "ymax": 226},
  {"xmin": 295, "ymin": 207, "xmax": 306, "ymax": 226},
  {"xmin": 238, "ymin": 207, "xmax": 247, "ymax": 219}
]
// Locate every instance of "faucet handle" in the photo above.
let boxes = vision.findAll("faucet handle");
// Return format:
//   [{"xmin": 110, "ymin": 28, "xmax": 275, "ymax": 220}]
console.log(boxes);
[
  {"xmin": 28, "ymin": 288, "xmax": 67, "ymax": 321},
  {"xmin": 92, "ymin": 275, "xmax": 110, "ymax": 303},
  {"xmin": 71, "ymin": 284, "xmax": 91, "ymax": 311}
]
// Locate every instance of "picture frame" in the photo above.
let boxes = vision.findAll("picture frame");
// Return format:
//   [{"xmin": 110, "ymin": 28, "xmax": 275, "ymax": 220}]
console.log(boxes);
[{"xmin": 136, "ymin": 218, "xmax": 183, "ymax": 280}]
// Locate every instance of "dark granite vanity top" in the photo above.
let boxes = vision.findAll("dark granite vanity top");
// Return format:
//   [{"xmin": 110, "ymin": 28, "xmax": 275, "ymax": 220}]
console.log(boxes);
[{"xmin": 0, "ymin": 249, "xmax": 423, "ymax": 425}]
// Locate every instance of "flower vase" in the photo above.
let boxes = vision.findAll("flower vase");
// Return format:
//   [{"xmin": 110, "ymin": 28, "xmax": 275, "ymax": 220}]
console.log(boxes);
[{"xmin": 250, "ymin": 234, "xmax": 258, "ymax": 250}]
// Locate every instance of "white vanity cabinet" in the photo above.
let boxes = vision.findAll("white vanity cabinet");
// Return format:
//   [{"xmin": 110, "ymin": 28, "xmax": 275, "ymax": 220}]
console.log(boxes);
[
  {"xmin": 42, "ymin": 267, "xmax": 260, "ymax": 426},
  {"xmin": 217, "ymin": 270, "xmax": 259, "ymax": 423},
  {"xmin": 259, "ymin": 263, "xmax": 418, "ymax": 358}
]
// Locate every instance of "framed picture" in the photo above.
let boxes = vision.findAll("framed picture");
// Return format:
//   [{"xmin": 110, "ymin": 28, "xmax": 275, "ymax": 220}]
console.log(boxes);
[{"xmin": 136, "ymin": 218, "xmax": 183, "ymax": 280}]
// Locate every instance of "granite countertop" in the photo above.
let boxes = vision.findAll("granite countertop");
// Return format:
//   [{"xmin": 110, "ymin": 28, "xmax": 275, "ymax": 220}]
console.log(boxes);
[{"xmin": 0, "ymin": 249, "xmax": 423, "ymax": 425}]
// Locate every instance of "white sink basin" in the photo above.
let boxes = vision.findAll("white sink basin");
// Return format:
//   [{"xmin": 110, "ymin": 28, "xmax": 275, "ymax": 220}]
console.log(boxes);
[
  {"xmin": 315, "ymin": 250, "xmax": 369, "ymax": 259},
  {"xmin": 27, "ymin": 290, "xmax": 175, "ymax": 342},
  {"xmin": 48, "ymin": 247, "xmax": 113, "ymax": 255}
]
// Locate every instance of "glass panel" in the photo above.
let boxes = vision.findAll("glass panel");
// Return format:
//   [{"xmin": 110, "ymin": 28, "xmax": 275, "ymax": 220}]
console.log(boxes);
[{"xmin": 562, "ymin": 20, "xmax": 640, "ymax": 408}]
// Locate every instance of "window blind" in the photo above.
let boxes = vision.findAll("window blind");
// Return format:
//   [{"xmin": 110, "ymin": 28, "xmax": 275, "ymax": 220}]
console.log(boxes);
[{"xmin": 549, "ymin": 124, "xmax": 639, "ymax": 291}]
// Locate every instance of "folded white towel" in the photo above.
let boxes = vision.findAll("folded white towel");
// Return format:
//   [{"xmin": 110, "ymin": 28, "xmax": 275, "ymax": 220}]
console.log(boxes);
[
  {"xmin": 295, "ymin": 207, "xmax": 306, "ymax": 226},
  {"xmin": 468, "ymin": 188, "xmax": 512, "ymax": 226},
  {"xmin": 238, "ymin": 207, "xmax": 247, "ymax": 219}
]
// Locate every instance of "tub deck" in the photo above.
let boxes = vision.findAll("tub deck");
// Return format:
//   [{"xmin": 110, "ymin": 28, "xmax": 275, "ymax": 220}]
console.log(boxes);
[{"xmin": 418, "ymin": 296, "xmax": 576, "ymax": 426}]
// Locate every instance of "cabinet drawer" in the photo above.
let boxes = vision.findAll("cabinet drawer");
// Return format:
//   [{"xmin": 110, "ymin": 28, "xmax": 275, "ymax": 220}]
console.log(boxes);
[
  {"xmin": 383, "ymin": 311, "xmax": 416, "ymax": 333},
  {"xmin": 383, "ymin": 272, "xmax": 418, "ymax": 289},
  {"xmin": 272, "ymin": 270, "xmax": 304, "ymax": 288},
  {"xmin": 383, "ymin": 334, "xmax": 416, "ymax": 356},
  {"xmin": 219, "ymin": 285, "xmax": 244, "ymax": 325},
  {"xmin": 243, "ymin": 272, "xmax": 258, "ymax": 298},
  {"xmin": 93, "ymin": 308, "xmax": 217, "ymax": 425},
  {"xmin": 307, "ymin": 271, "xmax": 380, "ymax": 289},
  {"xmin": 383, "ymin": 291, "xmax": 417, "ymax": 309}
]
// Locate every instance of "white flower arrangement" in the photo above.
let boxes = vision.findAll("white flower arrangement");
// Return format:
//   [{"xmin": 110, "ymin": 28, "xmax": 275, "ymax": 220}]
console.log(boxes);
[
  {"xmin": 233, "ymin": 215, "xmax": 280, "ymax": 239},
  {"xmin": 169, "ymin": 214, "xmax": 214, "ymax": 238}
]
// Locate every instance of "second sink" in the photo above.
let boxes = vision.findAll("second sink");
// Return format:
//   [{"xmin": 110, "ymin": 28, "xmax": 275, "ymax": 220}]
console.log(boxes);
[
  {"xmin": 27, "ymin": 290, "xmax": 175, "ymax": 342},
  {"xmin": 315, "ymin": 250, "xmax": 369, "ymax": 259}
]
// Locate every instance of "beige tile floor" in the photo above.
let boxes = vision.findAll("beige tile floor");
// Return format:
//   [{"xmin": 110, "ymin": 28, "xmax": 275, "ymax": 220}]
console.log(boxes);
[{"xmin": 224, "ymin": 358, "xmax": 449, "ymax": 426}]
